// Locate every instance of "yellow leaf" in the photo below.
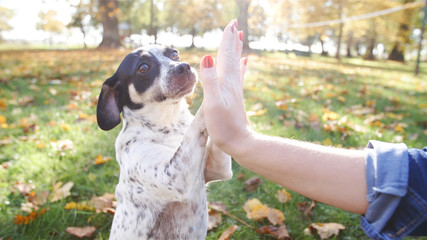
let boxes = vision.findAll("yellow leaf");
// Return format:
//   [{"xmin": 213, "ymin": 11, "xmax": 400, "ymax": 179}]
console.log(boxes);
[
  {"xmin": 243, "ymin": 198, "xmax": 270, "ymax": 220},
  {"xmin": 276, "ymin": 189, "xmax": 292, "ymax": 203},
  {"xmin": 247, "ymin": 109, "xmax": 267, "ymax": 117},
  {"xmin": 326, "ymin": 92, "xmax": 335, "ymax": 98},
  {"xmin": 394, "ymin": 125, "xmax": 405, "ymax": 133},
  {"xmin": 275, "ymin": 100, "xmax": 288, "ymax": 111},
  {"xmin": 95, "ymin": 155, "xmax": 112, "ymax": 165},
  {"xmin": 0, "ymin": 115, "xmax": 6, "ymax": 124},
  {"xmin": 322, "ymin": 110, "xmax": 339, "ymax": 121},
  {"xmin": 337, "ymin": 96, "xmax": 346, "ymax": 103},
  {"xmin": 322, "ymin": 138, "xmax": 332, "ymax": 146},
  {"xmin": 60, "ymin": 124, "xmax": 71, "ymax": 131}
]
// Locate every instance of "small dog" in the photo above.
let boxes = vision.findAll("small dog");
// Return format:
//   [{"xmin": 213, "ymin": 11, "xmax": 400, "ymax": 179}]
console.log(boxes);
[{"xmin": 96, "ymin": 45, "xmax": 232, "ymax": 239}]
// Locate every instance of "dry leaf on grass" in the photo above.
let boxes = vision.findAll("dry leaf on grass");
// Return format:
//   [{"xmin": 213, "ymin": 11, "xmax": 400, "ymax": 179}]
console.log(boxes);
[
  {"xmin": 218, "ymin": 225, "xmax": 238, "ymax": 240},
  {"xmin": 50, "ymin": 181, "xmax": 74, "ymax": 202},
  {"xmin": 243, "ymin": 198, "xmax": 285, "ymax": 225},
  {"xmin": 276, "ymin": 189, "xmax": 292, "ymax": 203},
  {"xmin": 65, "ymin": 226, "xmax": 96, "ymax": 238},
  {"xmin": 304, "ymin": 222, "xmax": 345, "ymax": 239},
  {"xmin": 208, "ymin": 201, "xmax": 228, "ymax": 214},
  {"xmin": 245, "ymin": 177, "xmax": 262, "ymax": 192},
  {"xmin": 297, "ymin": 200, "xmax": 317, "ymax": 216},
  {"xmin": 13, "ymin": 182, "xmax": 35, "ymax": 196},
  {"xmin": 88, "ymin": 192, "xmax": 115, "ymax": 212},
  {"xmin": 257, "ymin": 225, "xmax": 290, "ymax": 239},
  {"xmin": 207, "ymin": 210, "xmax": 222, "ymax": 231}
]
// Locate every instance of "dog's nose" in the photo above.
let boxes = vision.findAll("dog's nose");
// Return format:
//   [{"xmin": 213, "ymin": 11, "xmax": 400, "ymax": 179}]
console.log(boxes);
[{"xmin": 175, "ymin": 63, "xmax": 191, "ymax": 75}]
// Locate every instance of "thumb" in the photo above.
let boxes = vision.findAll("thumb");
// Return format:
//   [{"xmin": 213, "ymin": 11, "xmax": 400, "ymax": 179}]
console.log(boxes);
[{"xmin": 200, "ymin": 55, "xmax": 220, "ymax": 103}]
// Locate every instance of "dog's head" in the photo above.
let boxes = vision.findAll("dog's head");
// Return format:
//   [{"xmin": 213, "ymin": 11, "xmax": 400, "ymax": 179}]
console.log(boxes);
[{"xmin": 96, "ymin": 45, "xmax": 197, "ymax": 131}]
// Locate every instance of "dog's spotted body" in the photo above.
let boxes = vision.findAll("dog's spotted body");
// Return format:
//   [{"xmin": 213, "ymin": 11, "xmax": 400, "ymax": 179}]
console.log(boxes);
[{"xmin": 96, "ymin": 45, "xmax": 232, "ymax": 239}]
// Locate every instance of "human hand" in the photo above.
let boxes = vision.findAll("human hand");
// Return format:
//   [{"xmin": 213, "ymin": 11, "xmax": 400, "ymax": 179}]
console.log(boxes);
[{"xmin": 199, "ymin": 20, "xmax": 251, "ymax": 156}]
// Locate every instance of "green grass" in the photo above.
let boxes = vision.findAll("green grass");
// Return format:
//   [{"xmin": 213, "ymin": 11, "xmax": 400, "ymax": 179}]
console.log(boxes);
[{"xmin": 0, "ymin": 49, "xmax": 426, "ymax": 239}]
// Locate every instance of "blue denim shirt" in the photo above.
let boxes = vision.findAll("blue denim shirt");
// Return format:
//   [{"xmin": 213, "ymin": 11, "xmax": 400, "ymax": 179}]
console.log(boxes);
[{"xmin": 361, "ymin": 140, "xmax": 427, "ymax": 239}]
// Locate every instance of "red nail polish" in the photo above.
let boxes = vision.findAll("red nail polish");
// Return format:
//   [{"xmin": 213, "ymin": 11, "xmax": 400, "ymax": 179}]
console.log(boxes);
[
  {"xmin": 239, "ymin": 31, "xmax": 244, "ymax": 41},
  {"xmin": 203, "ymin": 55, "xmax": 213, "ymax": 68},
  {"xmin": 244, "ymin": 57, "xmax": 248, "ymax": 66}
]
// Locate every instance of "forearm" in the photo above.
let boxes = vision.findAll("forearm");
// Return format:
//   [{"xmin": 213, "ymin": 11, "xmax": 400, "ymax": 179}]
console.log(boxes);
[{"xmin": 232, "ymin": 132, "xmax": 369, "ymax": 214}]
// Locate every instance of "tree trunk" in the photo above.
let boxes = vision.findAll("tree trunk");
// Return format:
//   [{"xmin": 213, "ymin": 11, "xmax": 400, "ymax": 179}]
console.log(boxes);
[
  {"xmin": 346, "ymin": 31, "xmax": 353, "ymax": 57},
  {"xmin": 364, "ymin": 36, "xmax": 376, "ymax": 60},
  {"xmin": 335, "ymin": 0, "xmax": 343, "ymax": 60},
  {"xmin": 388, "ymin": 0, "xmax": 414, "ymax": 62},
  {"xmin": 320, "ymin": 39, "xmax": 327, "ymax": 56},
  {"xmin": 235, "ymin": 0, "xmax": 251, "ymax": 50},
  {"xmin": 364, "ymin": 19, "xmax": 376, "ymax": 60},
  {"xmin": 98, "ymin": 0, "xmax": 121, "ymax": 48},
  {"xmin": 389, "ymin": 43, "xmax": 405, "ymax": 62},
  {"xmin": 189, "ymin": 27, "xmax": 196, "ymax": 48},
  {"xmin": 149, "ymin": 0, "xmax": 158, "ymax": 44}
]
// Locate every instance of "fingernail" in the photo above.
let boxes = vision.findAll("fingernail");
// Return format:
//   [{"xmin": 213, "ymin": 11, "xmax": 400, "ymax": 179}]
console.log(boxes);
[
  {"xmin": 230, "ymin": 19, "xmax": 238, "ymax": 32},
  {"xmin": 202, "ymin": 55, "xmax": 214, "ymax": 68},
  {"xmin": 238, "ymin": 31, "xmax": 244, "ymax": 41}
]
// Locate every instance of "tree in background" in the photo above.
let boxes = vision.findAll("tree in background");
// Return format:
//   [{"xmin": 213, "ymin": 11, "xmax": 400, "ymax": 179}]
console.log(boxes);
[
  {"xmin": 0, "ymin": 7, "xmax": 14, "ymax": 42},
  {"xmin": 388, "ymin": 0, "xmax": 416, "ymax": 62},
  {"xmin": 68, "ymin": 0, "xmax": 95, "ymax": 48},
  {"xmin": 164, "ymin": 0, "xmax": 223, "ymax": 48},
  {"xmin": 36, "ymin": 10, "xmax": 64, "ymax": 46},
  {"xmin": 235, "ymin": 0, "xmax": 267, "ymax": 50},
  {"xmin": 98, "ymin": 0, "xmax": 121, "ymax": 48}
]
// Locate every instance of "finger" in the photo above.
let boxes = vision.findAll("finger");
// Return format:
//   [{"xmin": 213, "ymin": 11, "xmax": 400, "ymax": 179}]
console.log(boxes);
[
  {"xmin": 218, "ymin": 20, "xmax": 238, "ymax": 75},
  {"xmin": 200, "ymin": 55, "xmax": 220, "ymax": 104},
  {"xmin": 239, "ymin": 57, "xmax": 248, "ymax": 88},
  {"xmin": 237, "ymin": 31, "xmax": 244, "ymax": 58}
]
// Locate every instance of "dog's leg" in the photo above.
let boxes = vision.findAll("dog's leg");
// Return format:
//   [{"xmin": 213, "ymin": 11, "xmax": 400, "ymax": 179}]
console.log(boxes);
[
  {"xmin": 204, "ymin": 139, "xmax": 232, "ymax": 183},
  {"xmin": 142, "ymin": 105, "xmax": 209, "ymax": 201}
]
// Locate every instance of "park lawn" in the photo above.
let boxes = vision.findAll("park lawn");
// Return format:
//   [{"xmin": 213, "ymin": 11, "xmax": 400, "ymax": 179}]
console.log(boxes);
[{"xmin": 0, "ymin": 48, "xmax": 426, "ymax": 239}]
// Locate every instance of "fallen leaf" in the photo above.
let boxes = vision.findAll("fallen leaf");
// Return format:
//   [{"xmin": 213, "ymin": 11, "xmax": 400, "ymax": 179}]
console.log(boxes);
[
  {"xmin": 304, "ymin": 222, "xmax": 345, "ymax": 239},
  {"xmin": 322, "ymin": 109, "xmax": 339, "ymax": 121},
  {"xmin": 218, "ymin": 225, "xmax": 238, "ymax": 240},
  {"xmin": 64, "ymin": 202, "xmax": 94, "ymax": 212},
  {"xmin": 50, "ymin": 181, "xmax": 74, "ymax": 202},
  {"xmin": 257, "ymin": 225, "xmax": 290, "ymax": 239},
  {"xmin": 28, "ymin": 190, "xmax": 49, "ymax": 206},
  {"xmin": 245, "ymin": 177, "xmax": 262, "ymax": 192},
  {"xmin": 243, "ymin": 198, "xmax": 270, "ymax": 220},
  {"xmin": 13, "ymin": 182, "xmax": 35, "ymax": 196},
  {"xmin": 50, "ymin": 139, "xmax": 74, "ymax": 151},
  {"xmin": 65, "ymin": 226, "xmax": 96, "ymax": 238},
  {"xmin": 208, "ymin": 201, "xmax": 228, "ymax": 214},
  {"xmin": 276, "ymin": 189, "xmax": 292, "ymax": 203},
  {"xmin": 297, "ymin": 200, "xmax": 317, "ymax": 216},
  {"xmin": 275, "ymin": 100, "xmax": 289, "ymax": 111},
  {"xmin": 88, "ymin": 193, "xmax": 115, "ymax": 212},
  {"xmin": 267, "ymin": 208, "xmax": 285, "ymax": 225},
  {"xmin": 95, "ymin": 155, "xmax": 112, "ymax": 165},
  {"xmin": 207, "ymin": 210, "xmax": 222, "ymax": 231}
]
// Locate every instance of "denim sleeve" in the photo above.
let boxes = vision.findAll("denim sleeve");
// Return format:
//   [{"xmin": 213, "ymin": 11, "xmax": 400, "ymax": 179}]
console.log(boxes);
[{"xmin": 361, "ymin": 140, "xmax": 427, "ymax": 239}]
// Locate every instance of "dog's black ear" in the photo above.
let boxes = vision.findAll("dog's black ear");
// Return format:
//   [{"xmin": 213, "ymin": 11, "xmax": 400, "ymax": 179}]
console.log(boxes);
[{"xmin": 97, "ymin": 74, "xmax": 122, "ymax": 131}]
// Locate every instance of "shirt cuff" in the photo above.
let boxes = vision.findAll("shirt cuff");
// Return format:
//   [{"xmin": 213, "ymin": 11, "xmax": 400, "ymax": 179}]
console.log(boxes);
[{"xmin": 361, "ymin": 140, "xmax": 409, "ymax": 239}]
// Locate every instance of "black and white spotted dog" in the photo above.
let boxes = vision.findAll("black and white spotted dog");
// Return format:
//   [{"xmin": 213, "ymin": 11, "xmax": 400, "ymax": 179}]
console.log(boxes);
[{"xmin": 96, "ymin": 45, "xmax": 232, "ymax": 239}]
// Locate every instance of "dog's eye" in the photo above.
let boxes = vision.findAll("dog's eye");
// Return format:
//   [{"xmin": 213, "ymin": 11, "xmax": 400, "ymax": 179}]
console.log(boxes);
[
  {"xmin": 171, "ymin": 52, "xmax": 179, "ymax": 61},
  {"xmin": 138, "ymin": 64, "xmax": 150, "ymax": 73}
]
